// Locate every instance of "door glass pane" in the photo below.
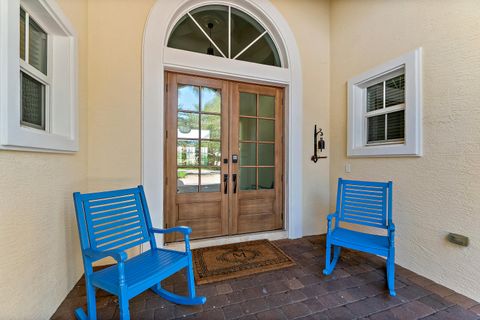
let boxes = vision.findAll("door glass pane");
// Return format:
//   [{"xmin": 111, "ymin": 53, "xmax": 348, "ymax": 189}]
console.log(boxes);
[
  {"xmin": 231, "ymin": 8, "xmax": 265, "ymax": 59},
  {"xmin": 168, "ymin": 15, "xmax": 215, "ymax": 56},
  {"xmin": 258, "ymin": 119, "xmax": 274, "ymax": 141},
  {"xmin": 190, "ymin": 5, "xmax": 228, "ymax": 57},
  {"xmin": 240, "ymin": 92, "xmax": 256, "ymax": 116},
  {"xmin": 21, "ymin": 71, "xmax": 45, "ymax": 130},
  {"xmin": 201, "ymin": 141, "xmax": 221, "ymax": 166},
  {"xmin": 20, "ymin": 9, "xmax": 26, "ymax": 60},
  {"xmin": 178, "ymin": 85, "xmax": 199, "ymax": 111},
  {"xmin": 367, "ymin": 115, "xmax": 386, "ymax": 143},
  {"xmin": 177, "ymin": 140, "xmax": 199, "ymax": 166},
  {"xmin": 258, "ymin": 144, "xmax": 274, "ymax": 166},
  {"xmin": 240, "ymin": 118, "xmax": 256, "ymax": 141},
  {"xmin": 29, "ymin": 18, "xmax": 47, "ymax": 75},
  {"xmin": 258, "ymin": 167, "xmax": 274, "ymax": 190},
  {"xmin": 387, "ymin": 110, "xmax": 405, "ymax": 140},
  {"xmin": 201, "ymin": 87, "xmax": 221, "ymax": 113},
  {"xmin": 178, "ymin": 112, "xmax": 199, "ymax": 139},
  {"xmin": 177, "ymin": 168, "xmax": 199, "ymax": 193},
  {"xmin": 200, "ymin": 167, "xmax": 221, "ymax": 192},
  {"xmin": 240, "ymin": 143, "xmax": 256, "ymax": 166},
  {"xmin": 259, "ymin": 95, "xmax": 275, "ymax": 118},
  {"xmin": 240, "ymin": 168, "xmax": 256, "ymax": 191},
  {"xmin": 201, "ymin": 114, "xmax": 220, "ymax": 140},
  {"xmin": 236, "ymin": 33, "xmax": 281, "ymax": 67}
]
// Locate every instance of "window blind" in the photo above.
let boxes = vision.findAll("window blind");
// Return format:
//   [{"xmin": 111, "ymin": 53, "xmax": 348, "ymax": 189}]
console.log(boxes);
[
  {"xmin": 366, "ymin": 74, "xmax": 405, "ymax": 144},
  {"xmin": 28, "ymin": 18, "xmax": 47, "ymax": 75}
]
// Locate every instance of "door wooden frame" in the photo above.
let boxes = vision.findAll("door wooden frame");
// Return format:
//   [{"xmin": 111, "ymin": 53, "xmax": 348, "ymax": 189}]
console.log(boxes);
[{"xmin": 165, "ymin": 71, "xmax": 285, "ymax": 241}]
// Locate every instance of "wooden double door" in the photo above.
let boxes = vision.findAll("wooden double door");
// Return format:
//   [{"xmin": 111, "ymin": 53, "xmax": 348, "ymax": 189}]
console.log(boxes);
[{"xmin": 164, "ymin": 72, "xmax": 284, "ymax": 242}]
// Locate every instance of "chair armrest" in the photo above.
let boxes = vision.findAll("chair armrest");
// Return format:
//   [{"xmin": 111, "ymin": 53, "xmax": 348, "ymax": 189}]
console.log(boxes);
[
  {"xmin": 326, "ymin": 212, "xmax": 337, "ymax": 234},
  {"xmin": 327, "ymin": 213, "xmax": 338, "ymax": 221},
  {"xmin": 84, "ymin": 248, "xmax": 127, "ymax": 263},
  {"xmin": 388, "ymin": 223, "xmax": 395, "ymax": 247},
  {"xmin": 150, "ymin": 226, "xmax": 192, "ymax": 236},
  {"xmin": 151, "ymin": 226, "xmax": 193, "ymax": 252}
]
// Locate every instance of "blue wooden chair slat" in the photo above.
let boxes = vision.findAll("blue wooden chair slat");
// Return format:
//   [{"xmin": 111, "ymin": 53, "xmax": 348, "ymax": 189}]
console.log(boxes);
[
  {"xmin": 324, "ymin": 178, "xmax": 396, "ymax": 296},
  {"xmin": 94, "ymin": 223, "xmax": 142, "ymax": 239},
  {"xmin": 87, "ymin": 200, "xmax": 137, "ymax": 213},
  {"xmin": 89, "ymin": 206, "xmax": 137, "ymax": 220},
  {"xmin": 87, "ymin": 194, "xmax": 136, "ymax": 206},
  {"xmin": 73, "ymin": 185, "xmax": 206, "ymax": 320}
]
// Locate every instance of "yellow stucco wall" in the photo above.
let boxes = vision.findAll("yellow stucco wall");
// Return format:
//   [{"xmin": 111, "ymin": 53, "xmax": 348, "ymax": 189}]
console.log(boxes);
[
  {"xmin": 330, "ymin": 0, "xmax": 480, "ymax": 302},
  {"xmin": 0, "ymin": 0, "xmax": 88, "ymax": 318}
]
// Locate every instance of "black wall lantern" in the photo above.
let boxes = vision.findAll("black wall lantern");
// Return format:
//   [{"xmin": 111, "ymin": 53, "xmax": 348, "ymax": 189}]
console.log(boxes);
[{"xmin": 311, "ymin": 125, "xmax": 327, "ymax": 163}]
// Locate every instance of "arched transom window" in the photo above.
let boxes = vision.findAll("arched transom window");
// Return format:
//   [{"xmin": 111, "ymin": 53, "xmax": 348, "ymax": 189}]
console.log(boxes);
[{"xmin": 168, "ymin": 5, "xmax": 281, "ymax": 67}]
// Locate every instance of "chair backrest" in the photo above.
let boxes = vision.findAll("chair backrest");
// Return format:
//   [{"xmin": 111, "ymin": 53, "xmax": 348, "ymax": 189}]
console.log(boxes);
[
  {"xmin": 73, "ymin": 185, "xmax": 155, "ymax": 254},
  {"xmin": 335, "ymin": 178, "xmax": 392, "ymax": 229}
]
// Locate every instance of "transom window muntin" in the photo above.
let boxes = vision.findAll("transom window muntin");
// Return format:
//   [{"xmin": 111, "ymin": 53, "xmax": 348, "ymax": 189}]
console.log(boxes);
[
  {"xmin": 168, "ymin": 5, "xmax": 281, "ymax": 67},
  {"xmin": 19, "ymin": 7, "xmax": 50, "ymax": 131},
  {"xmin": 364, "ymin": 69, "xmax": 405, "ymax": 145}
]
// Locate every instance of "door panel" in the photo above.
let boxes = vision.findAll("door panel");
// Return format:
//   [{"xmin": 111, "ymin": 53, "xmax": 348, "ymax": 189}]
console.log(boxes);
[
  {"xmin": 165, "ymin": 72, "xmax": 283, "ymax": 242},
  {"xmin": 230, "ymin": 82, "xmax": 283, "ymax": 235},
  {"xmin": 165, "ymin": 73, "xmax": 229, "ymax": 241}
]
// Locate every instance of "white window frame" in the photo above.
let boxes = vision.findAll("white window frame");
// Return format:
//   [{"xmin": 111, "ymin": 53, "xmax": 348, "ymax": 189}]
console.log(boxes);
[
  {"xmin": 0, "ymin": 0, "xmax": 78, "ymax": 152},
  {"xmin": 348, "ymin": 47, "xmax": 422, "ymax": 157}
]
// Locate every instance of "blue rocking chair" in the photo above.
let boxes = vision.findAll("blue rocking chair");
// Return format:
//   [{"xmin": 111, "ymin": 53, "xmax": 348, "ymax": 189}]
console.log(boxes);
[
  {"xmin": 323, "ymin": 178, "xmax": 396, "ymax": 296},
  {"xmin": 73, "ymin": 185, "xmax": 206, "ymax": 320}
]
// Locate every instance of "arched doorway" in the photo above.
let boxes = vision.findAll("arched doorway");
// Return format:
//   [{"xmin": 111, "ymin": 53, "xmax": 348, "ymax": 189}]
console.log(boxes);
[{"xmin": 143, "ymin": 0, "xmax": 303, "ymax": 246}]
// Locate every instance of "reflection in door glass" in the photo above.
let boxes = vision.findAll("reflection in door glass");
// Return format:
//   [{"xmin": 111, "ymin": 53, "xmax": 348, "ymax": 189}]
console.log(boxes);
[
  {"xmin": 240, "ymin": 167, "xmax": 256, "ymax": 190},
  {"xmin": 201, "ymin": 87, "xmax": 221, "ymax": 113},
  {"xmin": 178, "ymin": 112, "xmax": 200, "ymax": 139},
  {"xmin": 201, "ymin": 141, "xmax": 221, "ymax": 166},
  {"xmin": 200, "ymin": 167, "xmax": 221, "ymax": 192},
  {"xmin": 177, "ymin": 168, "xmax": 199, "ymax": 193},
  {"xmin": 201, "ymin": 114, "xmax": 221, "ymax": 139},
  {"xmin": 258, "ymin": 167, "xmax": 274, "ymax": 189},
  {"xmin": 177, "ymin": 140, "xmax": 199, "ymax": 166},
  {"xmin": 178, "ymin": 85, "xmax": 199, "ymax": 111}
]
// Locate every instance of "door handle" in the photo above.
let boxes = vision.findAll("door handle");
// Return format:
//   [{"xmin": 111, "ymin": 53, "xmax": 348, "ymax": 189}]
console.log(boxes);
[
  {"xmin": 233, "ymin": 174, "xmax": 237, "ymax": 194},
  {"xmin": 223, "ymin": 174, "xmax": 229, "ymax": 194}
]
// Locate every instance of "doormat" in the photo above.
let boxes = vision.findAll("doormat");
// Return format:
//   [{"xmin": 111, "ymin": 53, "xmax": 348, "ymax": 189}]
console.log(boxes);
[{"xmin": 192, "ymin": 239, "xmax": 296, "ymax": 285}]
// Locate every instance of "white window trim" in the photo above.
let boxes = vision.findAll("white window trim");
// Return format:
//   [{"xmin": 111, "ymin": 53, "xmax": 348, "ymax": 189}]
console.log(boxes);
[
  {"xmin": 0, "ymin": 0, "xmax": 78, "ymax": 153},
  {"xmin": 348, "ymin": 47, "xmax": 422, "ymax": 157}
]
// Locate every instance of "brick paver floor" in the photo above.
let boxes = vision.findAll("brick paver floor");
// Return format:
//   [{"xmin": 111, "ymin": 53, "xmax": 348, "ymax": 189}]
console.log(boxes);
[{"xmin": 52, "ymin": 235, "xmax": 480, "ymax": 319}]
